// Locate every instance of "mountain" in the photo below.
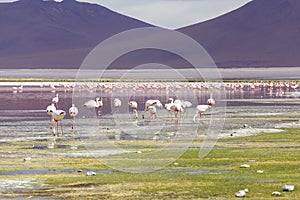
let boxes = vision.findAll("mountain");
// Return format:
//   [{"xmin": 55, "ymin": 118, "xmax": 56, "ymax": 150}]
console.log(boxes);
[
  {"xmin": 0, "ymin": 0, "xmax": 152, "ymax": 69},
  {"xmin": 178, "ymin": 0, "xmax": 300, "ymax": 67},
  {"xmin": 1, "ymin": 0, "xmax": 299, "ymax": 69}
]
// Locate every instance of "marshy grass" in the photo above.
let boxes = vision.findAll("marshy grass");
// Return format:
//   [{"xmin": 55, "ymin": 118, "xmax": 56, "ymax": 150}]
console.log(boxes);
[{"xmin": 0, "ymin": 128, "xmax": 299, "ymax": 199}]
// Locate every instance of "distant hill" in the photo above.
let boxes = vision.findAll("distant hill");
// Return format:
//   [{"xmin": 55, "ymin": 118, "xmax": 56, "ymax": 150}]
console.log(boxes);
[
  {"xmin": 0, "ymin": 0, "xmax": 152, "ymax": 69},
  {"xmin": 1, "ymin": 0, "xmax": 300, "ymax": 69},
  {"xmin": 178, "ymin": 0, "xmax": 300, "ymax": 67}
]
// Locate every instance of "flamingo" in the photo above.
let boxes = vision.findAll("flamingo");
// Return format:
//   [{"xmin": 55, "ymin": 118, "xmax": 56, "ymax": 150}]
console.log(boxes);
[
  {"xmin": 170, "ymin": 103, "xmax": 184, "ymax": 124},
  {"xmin": 193, "ymin": 96, "xmax": 215, "ymax": 124},
  {"xmin": 143, "ymin": 99, "xmax": 162, "ymax": 119},
  {"xmin": 12, "ymin": 84, "xmax": 23, "ymax": 93},
  {"xmin": 52, "ymin": 109, "xmax": 66, "ymax": 136},
  {"xmin": 113, "ymin": 98, "xmax": 122, "ymax": 113},
  {"xmin": 83, "ymin": 97, "xmax": 103, "ymax": 117},
  {"xmin": 128, "ymin": 101, "xmax": 138, "ymax": 119},
  {"xmin": 46, "ymin": 103, "xmax": 56, "ymax": 134},
  {"xmin": 207, "ymin": 94, "xmax": 215, "ymax": 106},
  {"xmin": 164, "ymin": 102, "xmax": 174, "ymax": 117},
  {"xmin": 50, "ymin": 84, "xmax": 56, "ymax": 92},
  {"xmin": 69, "ymin": 104, "xmax": 78, "ymax": 134},
  {"xmin": 182, "ymin": 100, "xmax": 192, "ymax": 116},
  {"xmin": 148, "ymin": 105, "xmax": 157, "ymax": 121},
  {"xmin": 164, "ymin": 100, "xmax": 184, "ymax": 124},
  {"xmin": 52, "ymin": 94, "xmax": 59, "ymax": 108},
  {"xmin": 145, "ymin": 99, "xmax": 163, "ymax": 110},
  {"xmin": 193, "ymin": 105, "xmax": 211, "ymax": 124}
]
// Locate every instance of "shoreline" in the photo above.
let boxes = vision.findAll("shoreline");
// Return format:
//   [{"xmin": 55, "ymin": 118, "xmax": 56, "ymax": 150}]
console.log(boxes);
[{"xmin": 1, "ymin": 67, "xmax": 300, "ymax": 80}]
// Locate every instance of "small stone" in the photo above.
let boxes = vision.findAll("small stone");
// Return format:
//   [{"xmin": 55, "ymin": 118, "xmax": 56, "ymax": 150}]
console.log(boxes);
[
  {"xmin": 47, "ymin": 143, "xmax": 55, "ymax": 149},
  {"xmin": 235, "ymin": 190, "xmax": 246, "ymax": 197},
  {"xmin": 240, "ymin": 164, "xmax": 250, "ymax": 168},
  {"xmin": 282, "ymin": 184, "xmax": 294, "ymax": 192},
  {"xmin": 86, "ymin": 171, "xmax": 97, "ymax": 176},
  {"xmin": 257, "ymin": 170, "xmax": 264, "ymax": 173},
  {"xmin": 70, "ymin": 146, "xmax": 78, "ymax": 150},
  {"xmin": 173, "ymin": 162, "xmax": 179, "ymax": 166},
  {"xmin": 23, "ymin": 157, "xmax": 31, "ymax": 161},
  {"xmin": 136, "ymin": 151, "xmax": 142, "ymax": 154},
  {"xmin": 272, "ymin": 191, "xmax": 281, "ymax": 196}
]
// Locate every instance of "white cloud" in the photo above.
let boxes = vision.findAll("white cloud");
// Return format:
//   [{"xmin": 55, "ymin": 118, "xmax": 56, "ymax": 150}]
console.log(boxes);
[
  {"xmin": 0, "ymin": 0, "xmax": 252, "ymax": 29},
  {"xmin": 78, "ymin": 0, "xmax": 252, "ymax": 29}
]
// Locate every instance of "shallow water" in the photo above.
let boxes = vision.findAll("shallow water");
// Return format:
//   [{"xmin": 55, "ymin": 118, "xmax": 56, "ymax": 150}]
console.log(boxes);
[
  {"xmin": 0, "ymin": 83, "xmax": 299, "ymax": 160},
  {"xmin": 0, "ymin": 82, "xmax": 299, "ymax": 142}
]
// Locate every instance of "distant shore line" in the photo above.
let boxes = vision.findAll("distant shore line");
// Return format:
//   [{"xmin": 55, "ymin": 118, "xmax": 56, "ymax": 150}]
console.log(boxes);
[{"xmin": 1, "ymin": 67, "xmax": 300, "ymax": 80}]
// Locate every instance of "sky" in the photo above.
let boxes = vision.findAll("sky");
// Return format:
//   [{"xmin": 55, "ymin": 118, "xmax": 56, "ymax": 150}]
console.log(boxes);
[{"xmin": 0, "ymin": 0, "xmax": 252, "ymax": 29}]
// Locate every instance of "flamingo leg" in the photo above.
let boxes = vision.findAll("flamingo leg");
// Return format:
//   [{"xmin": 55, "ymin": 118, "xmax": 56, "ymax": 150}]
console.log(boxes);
[
  {"xmin": 49, "ymin": 116, "xmax": 53, "ymax": 135},
  {"xmin": 56, "ymin": 121, "xmax": 59, "ymax": 136},
  {"xmin": 193, "ymin": 113, "xmax": 198, "ymax": 122},
  {"xmin": 175, "ymin": 111, "xmax": 179, "ymax": 125},
  {"xmin": 61, "ymin": 120, "xmax": 64, "ymax": 136},
  {"xmin": 199, "ymin": 113, "xmax": 204, "ymax": 124},
  {"xmin": 72, "ymin": 117, "xmax": 76, "ymax": 134},
  {"xmin": 97, "ymin": 110, "xmax": 101, "ymax": 118}
]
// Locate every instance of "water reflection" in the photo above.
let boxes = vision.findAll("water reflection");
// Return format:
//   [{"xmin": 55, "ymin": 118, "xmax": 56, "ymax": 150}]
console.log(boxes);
[{"xmin": 0, "ymin": 82, "xmax": 299, "ymax": 123}]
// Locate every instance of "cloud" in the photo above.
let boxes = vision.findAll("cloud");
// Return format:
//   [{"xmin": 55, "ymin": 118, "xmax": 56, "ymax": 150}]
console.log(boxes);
[
  {"xmin": 0, "ymin": 0, "xmax": 252, "ymax": 29},
  {"xmin": 78, "ymin": 0, "xmax": 252, "ymax": 29}
]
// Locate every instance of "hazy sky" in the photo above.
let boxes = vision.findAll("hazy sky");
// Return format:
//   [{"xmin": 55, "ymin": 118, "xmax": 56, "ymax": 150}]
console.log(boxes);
[{"xmin": 0, "ymin": 0, "xmax": 252, "ymax": 29}]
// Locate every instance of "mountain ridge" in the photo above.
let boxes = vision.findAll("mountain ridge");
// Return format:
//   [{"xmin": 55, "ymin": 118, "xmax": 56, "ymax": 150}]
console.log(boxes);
[
  {"xmin": 0, "ymin": 0, "xmax": 153, "ymax": 68},
  {"xmin": 0, "ymin": 0, "xmax": 299, "ymax": 69},
  {"xmin": 178, "ymin": 0, "xmax": 300, "ymax": 67}
]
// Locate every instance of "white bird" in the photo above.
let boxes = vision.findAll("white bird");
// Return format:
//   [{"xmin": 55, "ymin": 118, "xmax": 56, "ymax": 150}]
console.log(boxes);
[
  {"xmin": 145, "ymin": 99, "xmax": 163, "ymax": 110},
  {"xmin": 46, "ymin": 103, "xmax": 56, "ymax": 116},
  {"xmin": 143, "ymin": 100, "xmax": 162, "ymax": 119},
  {"xmin": 207, "ymin": 94, "xmax": 215, "ymax": 106},
  {"xmin": 128, "ymin": 101, "xmax": 138, "ymax": 119},
  {"xmin": 83, "ymin": 97, "xmax": 103, "ymax": 117},
  {"xmin": 69, "ymin": 104, "xmax": 78, "ymax": 134},
  {"xmin": 193, "ymin": 105, "xmax": 211, "ymax": 124},
  {"xmin": 113, "ymin": 98, "xmax": 122, "ymax": 112},
  {"xmin": 69, "ymin": 104, "xmax": 78, "ymax": 117},
  {"xmin": 83, "ymin": 97, "xmax": 103, "ymax": 108},
  {"xmin": 148, "ymin": 105, "xmax": 157, "ymax": 121},
  {"xmin": 46, "ymin": 103, "xmax": 56, "ymax": 134},
  {"xmin": 52, "ymin": 94, "xmax": 59, "ymax": 108},
  {"xmin": 12, "ymin": 84, "xmax": 23, "ymax": 93},
  {"xmin": 164, "ymin": 103, "xmax": 173, "ymax": 116},
  {"xmin": 182, "ymin": 100, "xmax": 192, "ymax": 116},
  {"xmin": 52, "ymin": 109, "xmax": 66, "ymax": 136},
  {"xmin": 170, "ymin": 103, "xmax": 184, "ymax": 125},
  {"xmin": 50, "ymin": 84, "xmax": 56, "ymax": 91}
]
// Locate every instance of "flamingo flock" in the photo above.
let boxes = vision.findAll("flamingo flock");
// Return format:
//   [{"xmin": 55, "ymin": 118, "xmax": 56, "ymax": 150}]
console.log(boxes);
[
  {"xmin": 46, "ymin": 93, "xmax": 78, "ymax": 136},
  {"xmin": 46, "ymin": 92, "xmax": 215, "ymax": 136},
  {"xmin": 41, "ymin": 80, "xmax": 300, "ymax": 136}
]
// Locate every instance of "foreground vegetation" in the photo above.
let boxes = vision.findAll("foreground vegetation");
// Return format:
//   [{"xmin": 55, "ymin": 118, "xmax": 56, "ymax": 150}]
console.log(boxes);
[{"xmin": 0, "ymin": 129, "xmax": 299, "ymax": 199}]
